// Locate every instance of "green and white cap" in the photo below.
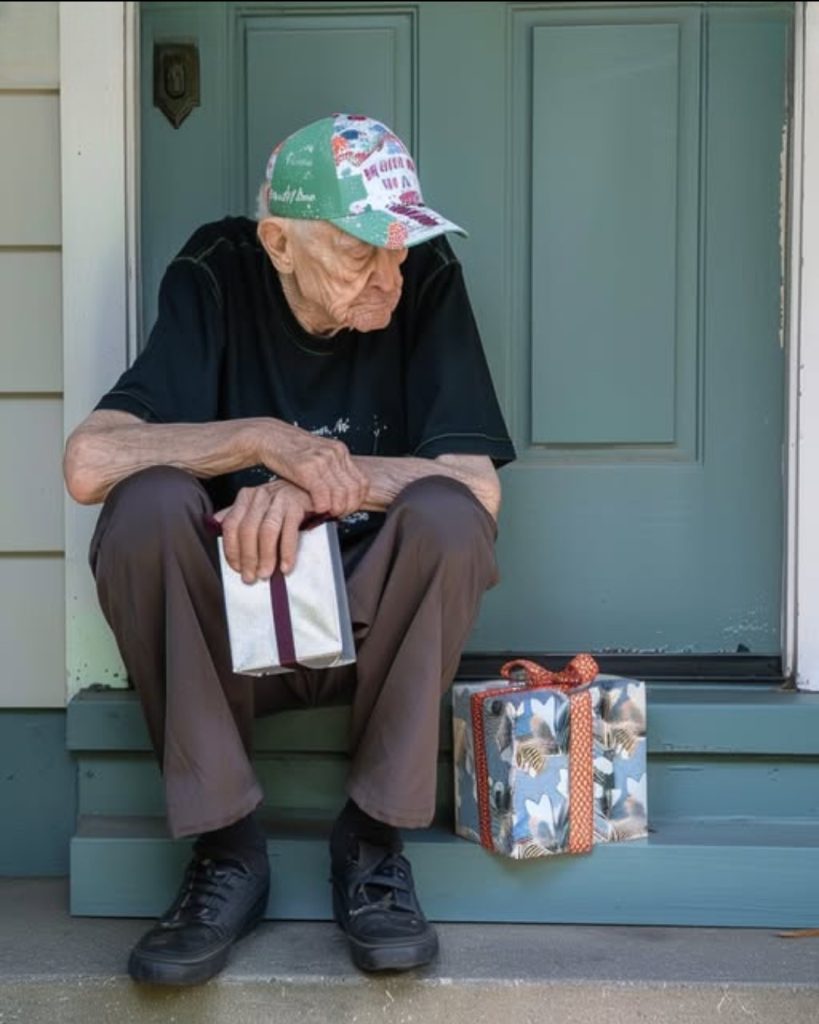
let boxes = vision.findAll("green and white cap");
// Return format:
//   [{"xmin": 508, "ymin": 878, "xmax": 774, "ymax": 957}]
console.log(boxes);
[{"xmin": 263, "ymin": 114, "xmax": 466, "ymax": 250}]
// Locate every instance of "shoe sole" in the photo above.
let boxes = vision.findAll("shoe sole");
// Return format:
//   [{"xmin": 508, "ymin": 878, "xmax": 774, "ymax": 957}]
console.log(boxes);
[
  {"xmin": 127, "ymin": 890, "xmax": 269, "ymax": 987},
  {"xmin": 332, "ymin": 886, "xmax": 439, "ymax": 973}
]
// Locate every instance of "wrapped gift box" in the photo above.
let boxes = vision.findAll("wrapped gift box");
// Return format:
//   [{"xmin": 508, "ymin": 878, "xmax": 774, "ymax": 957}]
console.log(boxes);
[
  {"xmin": 452, "ymin": 658, "xmax": 647, "ymax": 859},
  {"xmin": 215, "ymin": 519, "xmax": 356, "ymax": 676}
]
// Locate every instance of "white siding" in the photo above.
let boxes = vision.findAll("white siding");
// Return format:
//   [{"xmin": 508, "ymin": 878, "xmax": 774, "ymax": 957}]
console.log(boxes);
[
  {"xmin": 0, "ymin": 252, "xmax": 62, "ymax": 391},
  {"xmin": 0, "ymin": 2, "xmax": 65, "ymax": 707},
  {"xmin": 0, "ymin": 3, "xmax": 59, "ymax": 89},
  {"xmin": 0, "ymin": 95, "xmax": 61, "ymax": 246},
  {"xmin": 0, "ymin": 398, "xmax": 64, "ymax": 550},
  {"xmin": 0, "ymin": 558, "xmax": 65, "ymax": 707}
]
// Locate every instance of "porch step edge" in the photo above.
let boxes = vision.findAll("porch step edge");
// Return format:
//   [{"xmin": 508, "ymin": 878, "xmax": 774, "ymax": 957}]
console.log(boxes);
[
  {"xmin": 70, "ymin": 815, "xmax": 819, "ymax": 928},
  {"xmin": 66, "ymin": 685, "xmax": 819, "ymax": 755}
]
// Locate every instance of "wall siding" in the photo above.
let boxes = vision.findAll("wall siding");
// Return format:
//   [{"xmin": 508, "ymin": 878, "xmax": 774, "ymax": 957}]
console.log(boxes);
[
  {"xmin": 0, "ymin": 558, "xmax": 65, "ymax": 708},
  {"xmin": 0, "ymin": 1, "xmax": 65, "ymax": 716},
  {"xmin": 0, "ymin": 3, "xmax": 59, "ymax": 89},
  {"xmin": 0, "ymin": 94, "xmax": 61, "ymax": 246},
  {"xmin": 0, "ymin": 251, "xmax": 62, "ymax": 391},
  {"xmin": 0, "ymin": 398, "xmax": 64, "ymax": 550}
]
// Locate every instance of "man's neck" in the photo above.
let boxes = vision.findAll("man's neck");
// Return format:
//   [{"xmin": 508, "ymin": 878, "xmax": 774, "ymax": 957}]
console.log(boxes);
[{"xmin": 279, "ymin": 273, "xmax": 343, "ymax": 338}]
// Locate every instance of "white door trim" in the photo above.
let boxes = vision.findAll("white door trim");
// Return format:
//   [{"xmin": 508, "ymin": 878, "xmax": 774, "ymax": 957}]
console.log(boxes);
[
  {"xmin": 125, "ymin": 1, "xmax": 142, "ymax": 366},
  {"xmin": 59, "ymin": 1, "xmax": 817, "ymax": 694},
  {"xmin": 784, "ymin": 0, "xmax": 804, "ymax": 684},
  {"xmin": 794, "ymin": 1, "xmax": 819, "ymax": 691},
  {"xmin": 60, "ymin": 1, "xmax": 132, "ymax": 695}
]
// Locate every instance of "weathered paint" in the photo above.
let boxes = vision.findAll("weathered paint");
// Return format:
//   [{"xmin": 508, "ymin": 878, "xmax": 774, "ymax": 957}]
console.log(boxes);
[{"xmin": 0, "ymin": 711, "xmax": 76, "ymax": 875}]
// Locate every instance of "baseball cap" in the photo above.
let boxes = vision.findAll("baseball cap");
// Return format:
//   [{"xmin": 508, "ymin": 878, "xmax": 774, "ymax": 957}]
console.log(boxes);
[{"xmin": 262, "ymin": 114, "xmax": 466, "ymax": 250}]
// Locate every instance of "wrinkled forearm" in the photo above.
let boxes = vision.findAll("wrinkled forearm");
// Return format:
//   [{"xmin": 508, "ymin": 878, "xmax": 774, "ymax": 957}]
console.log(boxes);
[
  {"xmin": 353, "ymin": 454, "xmax": 501, "ymax": 519},
  {"xmin": 64, "ymin": 413, "xmax": 265, "ymax": 505}
]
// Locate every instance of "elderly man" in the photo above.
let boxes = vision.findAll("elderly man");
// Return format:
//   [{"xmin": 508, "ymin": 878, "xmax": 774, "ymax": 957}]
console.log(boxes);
[{"xmin": 64, "ymin": 114, "xmax": 515, "ymax": 985}]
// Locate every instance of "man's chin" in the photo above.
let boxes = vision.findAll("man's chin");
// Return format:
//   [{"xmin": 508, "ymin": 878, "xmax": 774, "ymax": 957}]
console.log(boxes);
[{"xmin": 347, "ymin": 307, "xmax": 395, "ymax": 333}]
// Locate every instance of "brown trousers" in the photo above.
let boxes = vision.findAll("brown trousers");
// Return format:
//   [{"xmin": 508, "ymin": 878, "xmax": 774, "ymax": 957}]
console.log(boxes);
[{"xmin": 90, "ymin": 467, "xmax": 498, "ymax": 838}]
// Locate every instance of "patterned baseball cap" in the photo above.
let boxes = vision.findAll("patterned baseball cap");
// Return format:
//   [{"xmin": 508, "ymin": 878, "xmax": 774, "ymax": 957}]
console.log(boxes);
[{"xmin": 262, "ymin": 114, "xmax": 466, "ymax": 250}]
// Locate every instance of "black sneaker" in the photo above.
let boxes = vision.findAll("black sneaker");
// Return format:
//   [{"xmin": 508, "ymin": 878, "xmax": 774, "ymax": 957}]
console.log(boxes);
[
  {"xmin": 331, "ymin": 841, "xmax": 439, "ymax": 972},
  {"xmin": 128, "ymin": 853, "xmax": 270, "ymax": 986}
]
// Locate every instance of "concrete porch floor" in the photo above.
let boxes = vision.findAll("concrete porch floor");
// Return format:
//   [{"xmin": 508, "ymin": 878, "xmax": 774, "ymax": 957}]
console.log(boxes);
[{"xmin": 0, "ymin": 879, "xmax": 817, "ymax": 1024}]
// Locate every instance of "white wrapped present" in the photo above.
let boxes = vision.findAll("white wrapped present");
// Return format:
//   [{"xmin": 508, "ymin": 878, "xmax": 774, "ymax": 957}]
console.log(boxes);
[{"xmin": 215, "ymin": 519, "xmax": 356, "ymax": 676}]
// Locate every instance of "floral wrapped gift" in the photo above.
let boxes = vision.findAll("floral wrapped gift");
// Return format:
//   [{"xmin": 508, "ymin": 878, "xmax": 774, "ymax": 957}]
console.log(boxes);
[
  {"xmin": 212, "ymin": 517, "xmax": 356, "ymax": 676},
  {"xmin": 452, "ymin": 656, "xmax": 647, "ymax": 860}
]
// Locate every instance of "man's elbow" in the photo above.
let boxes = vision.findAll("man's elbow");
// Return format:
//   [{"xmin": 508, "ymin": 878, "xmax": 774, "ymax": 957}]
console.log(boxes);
[
  {"xmin": 63, "ymin": 431, "xmax": 103, "ymax": 505},
  {"xmin": 482, "ymin": 471, "xmax": 502, "ymax": 521},
  {"xmin": 434, "ymin": 454, "xmax": 501, "ymax": 520},
  {"xmin": 467, "ymin": 458, "xmax": 502, "ymax": 520}
]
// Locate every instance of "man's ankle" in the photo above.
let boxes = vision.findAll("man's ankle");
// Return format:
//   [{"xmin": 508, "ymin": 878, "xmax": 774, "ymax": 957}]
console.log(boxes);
[
  {"xmin": 330, "ymin": 798, "xmax": 402, "ymax": 868},
  {"xmin": 194, "ymin": 810, "xmax": 268, "ymax": 876}
]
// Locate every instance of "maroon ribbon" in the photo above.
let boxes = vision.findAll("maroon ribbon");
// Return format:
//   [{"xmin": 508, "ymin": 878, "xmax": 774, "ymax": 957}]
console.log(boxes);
[{"xmin": 269, "ymin": 569, "xmax": 296, "ymax": 667}]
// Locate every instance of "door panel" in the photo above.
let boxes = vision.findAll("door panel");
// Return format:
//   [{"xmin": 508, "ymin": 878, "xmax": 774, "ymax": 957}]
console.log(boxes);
[
  {"xmin": 140, "ymin": 2, "xmax": 791, "ymax": 655},
  {"xmin": 530, "ymin": 22, "xmax": 687, "ymax": 446}
]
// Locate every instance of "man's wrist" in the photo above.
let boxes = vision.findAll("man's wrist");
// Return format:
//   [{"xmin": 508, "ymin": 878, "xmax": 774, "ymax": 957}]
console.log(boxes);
[{"xmin": 241, "ymin": 417, "xmax": 278, "ymax": 470}]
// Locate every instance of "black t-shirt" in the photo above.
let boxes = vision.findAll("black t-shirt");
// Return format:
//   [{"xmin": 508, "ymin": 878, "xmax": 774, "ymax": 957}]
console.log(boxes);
[{"xmin": 97, "ymin": 217, "xmax": 516, "ymax": 542}]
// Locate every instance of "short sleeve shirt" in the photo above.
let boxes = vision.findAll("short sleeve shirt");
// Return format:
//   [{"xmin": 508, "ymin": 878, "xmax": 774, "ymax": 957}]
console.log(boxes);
[{"xmin": 96, "ymin": 217, "xmax": 516, "ymax": 541}]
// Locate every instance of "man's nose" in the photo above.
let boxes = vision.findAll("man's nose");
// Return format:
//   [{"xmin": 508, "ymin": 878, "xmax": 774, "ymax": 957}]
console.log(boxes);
[{"xmin": 369, "ymin": 249, "xmax": 405, "ymax": 291}]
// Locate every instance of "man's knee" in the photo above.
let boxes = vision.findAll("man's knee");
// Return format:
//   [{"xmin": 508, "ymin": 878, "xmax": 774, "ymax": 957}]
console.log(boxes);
[
  {"xmin": 390, "ymin": 475, "xmax": 497, "ymax": 571},
  {"xmin": 92, "ymin": 467, "xmax": 211, "ymax": 565}
]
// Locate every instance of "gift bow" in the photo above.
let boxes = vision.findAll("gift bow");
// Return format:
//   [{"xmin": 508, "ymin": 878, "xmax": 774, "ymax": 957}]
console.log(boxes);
[
  {"xmin": 499, "ymin": 653, "xmax": 600, "ymax": 692},
  {"xmin": 475, "ymin": 654, "xmax": 600, "ymax": 856}
]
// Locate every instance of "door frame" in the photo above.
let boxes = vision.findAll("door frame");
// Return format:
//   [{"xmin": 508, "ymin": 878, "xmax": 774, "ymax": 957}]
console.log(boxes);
[{"xmin": 59, "ymin": 1, "xmax": 819, "ymax": 693}]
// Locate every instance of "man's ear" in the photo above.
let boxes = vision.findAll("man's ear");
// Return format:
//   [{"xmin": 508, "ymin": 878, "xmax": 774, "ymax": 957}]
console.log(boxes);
[{"xmin": 257, "ymin": 217, "xmax": 294, "ymax": 273}]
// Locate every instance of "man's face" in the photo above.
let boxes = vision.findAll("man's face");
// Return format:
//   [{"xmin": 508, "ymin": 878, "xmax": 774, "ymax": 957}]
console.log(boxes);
[{"xmin": 285, "ymin": 221, "xmax": 408, "ymax": 334}]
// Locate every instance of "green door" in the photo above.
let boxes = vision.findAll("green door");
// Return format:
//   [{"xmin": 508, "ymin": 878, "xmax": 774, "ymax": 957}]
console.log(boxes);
[{"xmin": 140, "ymin": 1, "xmax": 791, "ymax": 657}]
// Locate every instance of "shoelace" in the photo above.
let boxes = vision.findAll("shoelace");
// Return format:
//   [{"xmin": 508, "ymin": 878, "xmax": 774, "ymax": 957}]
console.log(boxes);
[
  {"xmin": 348, "ymin": 852, "xmax": 418, "ymax": 919},
  {"xmin": 162, "ymin": 857, "xmax": 240, "ymax": 927}
]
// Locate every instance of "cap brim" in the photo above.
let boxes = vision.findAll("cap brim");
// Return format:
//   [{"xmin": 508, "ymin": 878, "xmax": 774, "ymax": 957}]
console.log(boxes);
[{"xmin": 329, "ymin": 205, "xmax": 467, "ymax": 250}]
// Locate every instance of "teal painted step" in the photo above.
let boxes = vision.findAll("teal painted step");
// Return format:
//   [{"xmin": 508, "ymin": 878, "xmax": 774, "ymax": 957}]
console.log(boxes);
[
  {"xmin": 71, "ymin": 813, "xmax": 819, "ymax": 928},
  {"xmin": 75, "ymin": 751, "xmax": 819, "ymax": 822},
  {"xmin": 68, "ymin": 685, "xmax": 819, "ymax": 926},
  {"xmin": 66, "ymin": 684, "xmax": 819, "ymax": 755},
  {"xmin": 70, "ymin": 685, "xmax": 819, "ymax": 823},
  {"xmin": 76, "ymin": 753, "xmax": 454, "ymax": 820}
]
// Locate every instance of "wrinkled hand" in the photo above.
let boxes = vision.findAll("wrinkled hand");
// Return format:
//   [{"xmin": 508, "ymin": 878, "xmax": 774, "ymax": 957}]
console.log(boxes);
[
  {"xmin": 258, "ymin": 421, "xmax": 368, "ymax": 517},
  {"xmin": 214, "ymin": 480, "xmax": 313, "ymax": 582}
]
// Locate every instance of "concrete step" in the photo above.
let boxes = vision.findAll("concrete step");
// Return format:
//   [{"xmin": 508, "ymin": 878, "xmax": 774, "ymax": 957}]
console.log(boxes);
[{"xmin": 2, "ymin": 879, "xmax": 817, "ymax": 1024}]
